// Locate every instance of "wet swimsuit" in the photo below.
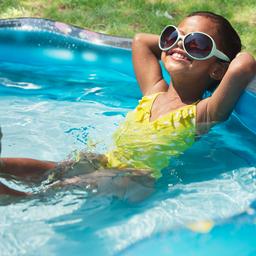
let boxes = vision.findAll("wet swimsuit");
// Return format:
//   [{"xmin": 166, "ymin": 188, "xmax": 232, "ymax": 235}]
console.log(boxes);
[{"xmin": 105, "ymin": 92, "xmax": 197, "ymax": 178}]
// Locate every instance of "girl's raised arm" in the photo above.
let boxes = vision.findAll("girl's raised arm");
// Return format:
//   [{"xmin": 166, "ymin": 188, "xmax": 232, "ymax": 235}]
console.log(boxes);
[
  {"xmin": 198, "ymin": 52, "xmax": 256, "ymax": 125},
  {"xmin": 132, "ymin": 33, "xmax": 168, "ymax": 95}
]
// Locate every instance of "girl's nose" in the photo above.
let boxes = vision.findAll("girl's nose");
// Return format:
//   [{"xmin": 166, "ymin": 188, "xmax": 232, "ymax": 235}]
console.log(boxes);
[{"xmin": 177, "ymin": 39, "xmax": 183, "ymax": 49}]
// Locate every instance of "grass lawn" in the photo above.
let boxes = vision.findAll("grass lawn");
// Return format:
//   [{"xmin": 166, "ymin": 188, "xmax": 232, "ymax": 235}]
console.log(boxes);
[{"xmin": 0, "ymin": 0, "xmax": 255, "ymax": 56}]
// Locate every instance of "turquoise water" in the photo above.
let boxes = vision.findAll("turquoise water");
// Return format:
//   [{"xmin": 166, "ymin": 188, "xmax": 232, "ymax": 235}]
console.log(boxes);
[
  {"xmin": 1, "ymin": 60, "xmax": 256, "ymax": 256},
  {"xmin": 0, "ymin": 25, "xmax": 255, "ymax": 255}
]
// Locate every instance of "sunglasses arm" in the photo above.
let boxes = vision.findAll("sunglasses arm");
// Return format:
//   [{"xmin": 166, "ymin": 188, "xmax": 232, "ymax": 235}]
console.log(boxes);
[{"xmin": 214, "ymin": 49, "xmax": 230, "ymax": 62}]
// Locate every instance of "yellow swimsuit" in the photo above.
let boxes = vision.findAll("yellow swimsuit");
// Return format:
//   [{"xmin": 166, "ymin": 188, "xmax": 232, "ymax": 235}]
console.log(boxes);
[{"xmin": 105, "ymin": 92, "xmax": 197, "ymax": 178}]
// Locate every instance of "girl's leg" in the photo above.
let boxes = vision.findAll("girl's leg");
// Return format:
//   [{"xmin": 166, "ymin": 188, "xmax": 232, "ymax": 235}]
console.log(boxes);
[
  {"xmin": 0, "ymin": 153, "xmax": 105, "ymax": 179},
  {"xmin": 56, "ymin": 168, "xmax": 155, "ymax": 203},
  {"xmin": 0, "ymin": 182, "xmax": 28, "ymax": 196},
  {"xmin": 0, "ymin": 158, "xmax": 56, "ymax": 178}
]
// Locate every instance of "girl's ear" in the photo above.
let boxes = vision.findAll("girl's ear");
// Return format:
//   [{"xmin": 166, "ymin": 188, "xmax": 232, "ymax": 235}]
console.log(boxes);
[{"xmin": 209, "ymin": 62, "xmax": 229, "ymax": 81}]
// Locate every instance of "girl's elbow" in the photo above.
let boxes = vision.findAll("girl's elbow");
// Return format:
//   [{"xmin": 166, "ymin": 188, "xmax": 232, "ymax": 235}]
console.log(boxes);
[
  {"xmin": 230, "ymin": 53, "xmax": 256, "ymax": 78},
  {"xmin": 244, "ymin": 55, "xmax": 256, "ymax": 77},
  {"xmin": 132, "ymin": 33, "xmax": 146, "ymax": 45}
]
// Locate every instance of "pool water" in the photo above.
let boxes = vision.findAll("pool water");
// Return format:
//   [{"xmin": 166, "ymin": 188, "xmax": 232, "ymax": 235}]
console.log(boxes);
[
  {"xmin": 0, "ymin": 62, "xmax": 139, "ymax": 160},
  {"xmin": 0, "ymin": 22, "xmax": 255, "ymax": 255},
  {"xmin": 1, "ymin": 60, "xmax": 256, "ymax": 255}
]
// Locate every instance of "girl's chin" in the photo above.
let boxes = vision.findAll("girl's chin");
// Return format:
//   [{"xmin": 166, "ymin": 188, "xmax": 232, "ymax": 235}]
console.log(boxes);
[
  {"xmin": 164, "ymin": 57, "xmax": 192, "ymax": 71},
  {"xmin": 165, "ymin": 63, "xmax": 191, "ymax": 74},
  {"xmin": 169, "ymin": 55, "xmax": 192, "ymax": 64}
]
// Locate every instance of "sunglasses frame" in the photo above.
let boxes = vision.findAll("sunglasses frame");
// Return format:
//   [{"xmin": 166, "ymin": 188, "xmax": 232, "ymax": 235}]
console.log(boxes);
[{"xmin": 159, "ymin": 25, "xmax": 230, "ymax": 62}]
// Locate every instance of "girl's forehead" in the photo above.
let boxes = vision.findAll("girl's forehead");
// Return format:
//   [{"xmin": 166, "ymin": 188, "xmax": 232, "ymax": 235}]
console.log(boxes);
[{"xmin": 178, "ymin": 16, "xmax": 217, "ymax": 36}]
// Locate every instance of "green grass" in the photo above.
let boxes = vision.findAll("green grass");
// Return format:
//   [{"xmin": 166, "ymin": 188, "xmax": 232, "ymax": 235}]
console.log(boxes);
[{"xmin": 0, "ymin": 0, "xmax": 255, "ymax": 55}]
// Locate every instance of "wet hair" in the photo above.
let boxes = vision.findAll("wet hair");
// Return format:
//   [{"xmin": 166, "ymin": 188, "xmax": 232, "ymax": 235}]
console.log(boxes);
[{"xmin": 187, "ymin": 11, "xmax": 241, "ymax": 61}]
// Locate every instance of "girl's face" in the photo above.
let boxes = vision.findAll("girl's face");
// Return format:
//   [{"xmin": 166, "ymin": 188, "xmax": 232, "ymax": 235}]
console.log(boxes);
[{"xmin": 161, "ymin": 15, "xmax": 223, "ymax": 84}]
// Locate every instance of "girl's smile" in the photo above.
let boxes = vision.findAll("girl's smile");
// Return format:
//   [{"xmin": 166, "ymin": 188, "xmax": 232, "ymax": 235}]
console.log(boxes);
[{"xmin": 166, "ymin": 48, "xmax": 192, "ymax": 63}]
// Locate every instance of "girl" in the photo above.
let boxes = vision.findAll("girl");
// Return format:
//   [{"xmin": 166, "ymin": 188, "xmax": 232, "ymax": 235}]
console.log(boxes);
[{"xmin": 0, "ymin": 11, "xmax": 255, "ymax": 199}]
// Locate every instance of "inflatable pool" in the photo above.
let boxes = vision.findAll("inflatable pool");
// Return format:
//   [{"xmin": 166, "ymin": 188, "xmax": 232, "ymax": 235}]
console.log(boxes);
[
  {"xmin": 0, "ymin": 18, "xmax": 255, "ymax": 255},
  {"xmin": 0, "ymin": 18, "xmax": 254, "ymax": 133}
]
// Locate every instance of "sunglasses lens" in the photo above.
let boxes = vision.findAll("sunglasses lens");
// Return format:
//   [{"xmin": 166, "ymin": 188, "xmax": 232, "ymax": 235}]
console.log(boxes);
[
  {"xmin": 184, "ymin": 33, "xmax": 213, "ymax": 59},
  {"xmin": 160, "ymin": 26, "xmax": 178, "ymax": 50}
]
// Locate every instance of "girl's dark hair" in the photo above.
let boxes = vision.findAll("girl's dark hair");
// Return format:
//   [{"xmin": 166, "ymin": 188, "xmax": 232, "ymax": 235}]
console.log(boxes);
[{"xmin": 187, "ymin": 11, "xmax": 241, "ymax": 61}]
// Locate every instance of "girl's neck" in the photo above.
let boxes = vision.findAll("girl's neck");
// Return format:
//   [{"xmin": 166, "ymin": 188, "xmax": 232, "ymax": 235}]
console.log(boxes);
[{"xmin": 167, "ymin": 80, "xmax": 204, "ymax": 104}]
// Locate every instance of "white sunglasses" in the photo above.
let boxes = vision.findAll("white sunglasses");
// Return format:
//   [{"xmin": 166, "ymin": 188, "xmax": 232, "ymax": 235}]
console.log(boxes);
[{"xmin": 159, "ymin": 25, "xmax": 230, "ymax": 62}]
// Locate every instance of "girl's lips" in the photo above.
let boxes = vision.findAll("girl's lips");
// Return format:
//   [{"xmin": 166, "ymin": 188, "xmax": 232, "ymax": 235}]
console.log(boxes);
[{"xmin": 166, "ymin": 49, "xmax": 192, "ymax": 63}]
